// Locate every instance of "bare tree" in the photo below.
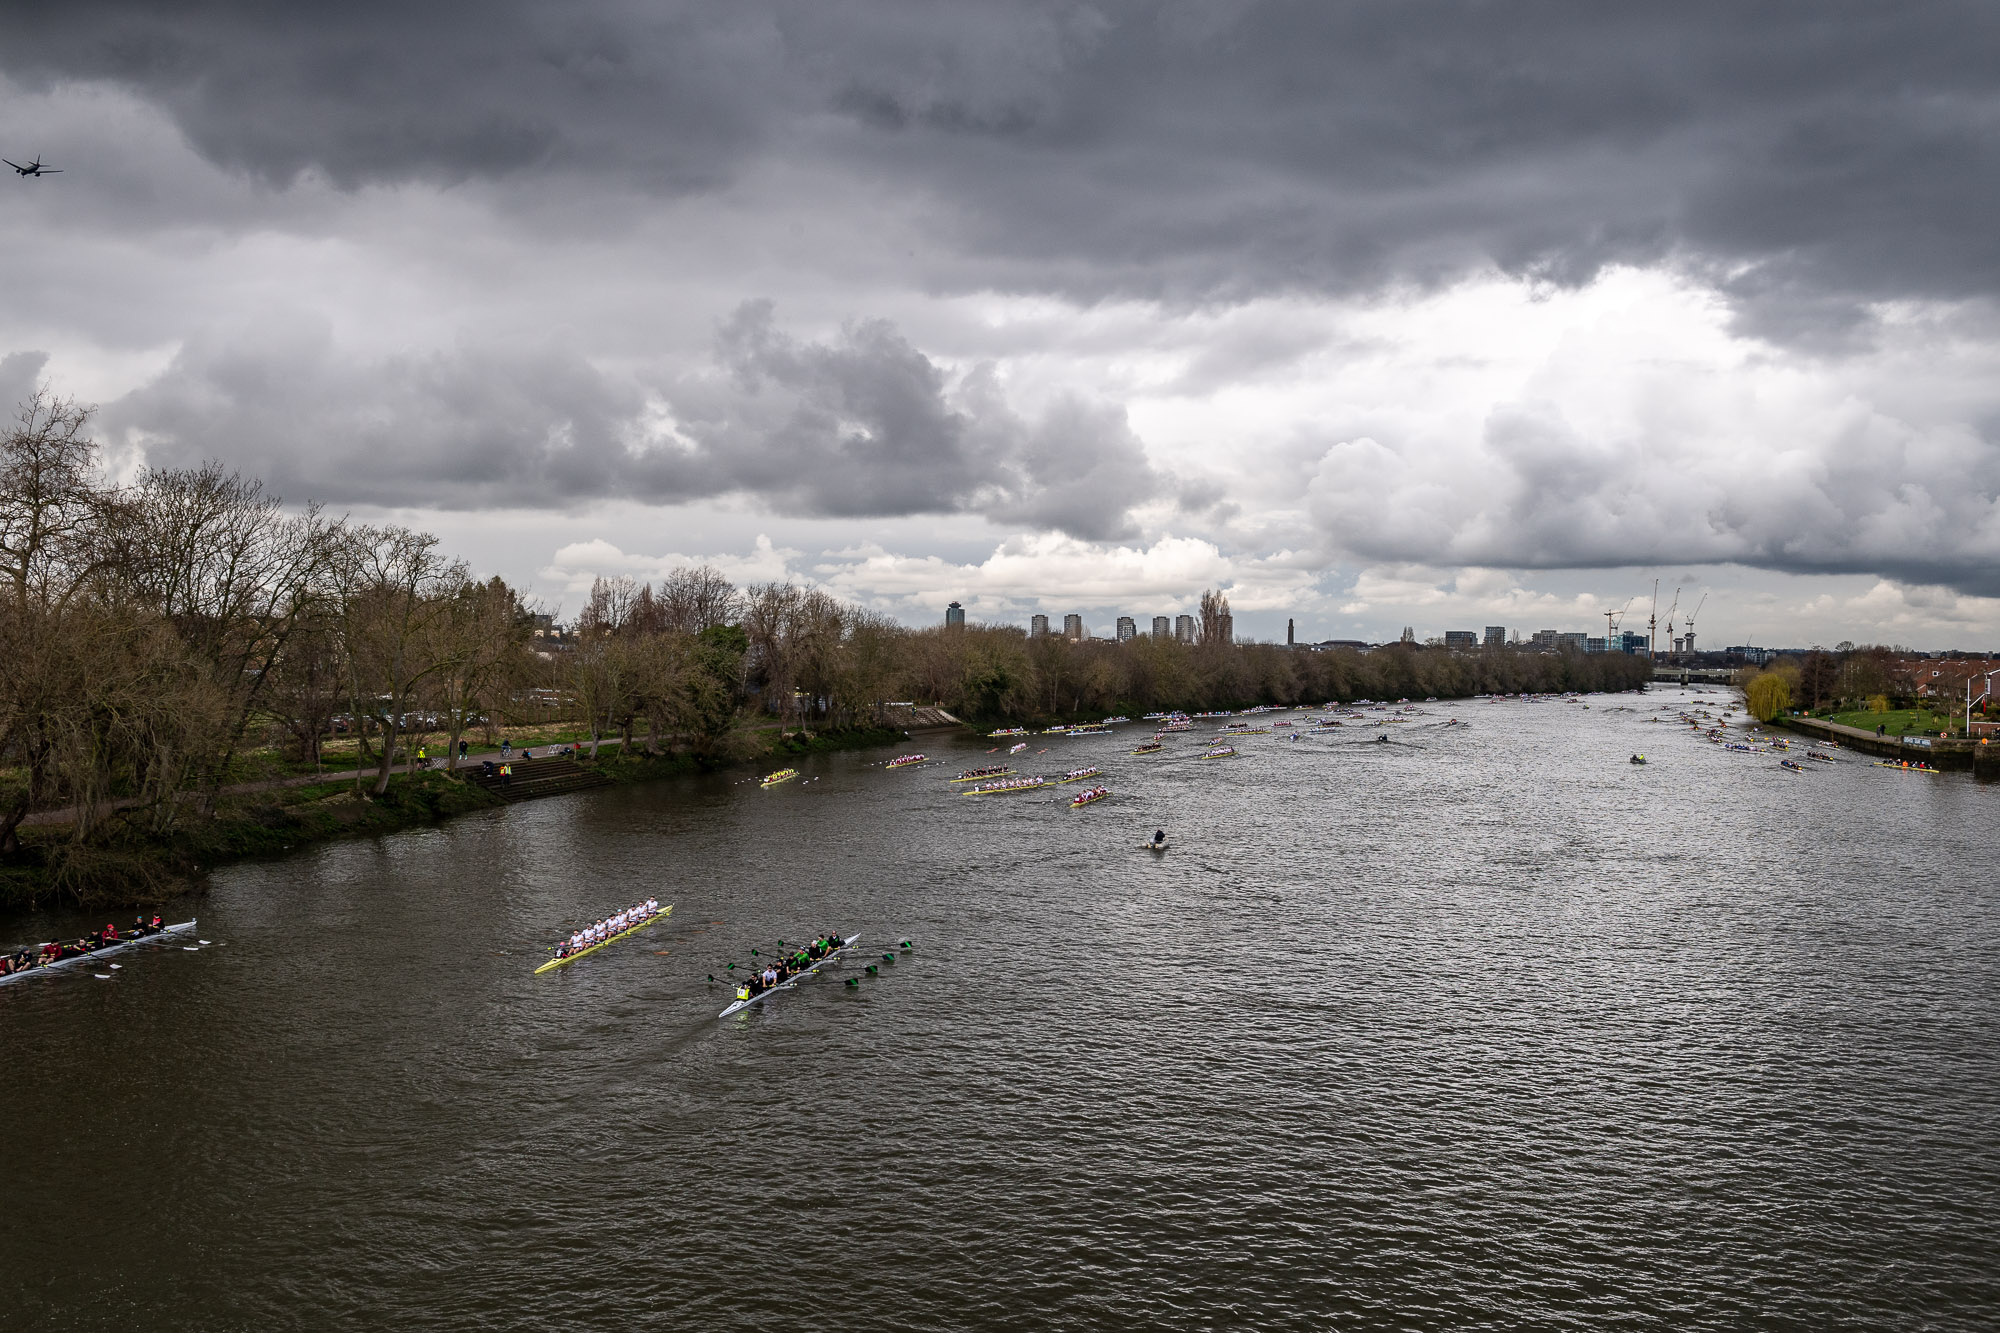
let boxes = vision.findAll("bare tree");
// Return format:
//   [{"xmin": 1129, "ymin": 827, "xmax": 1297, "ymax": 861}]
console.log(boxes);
[
  {"xmin": 659, "ymin": 564, "xmax": 743, "ymax": 633},
  {"xmin": 336, "ymin": 526, "xmax": 469, "ymax": 795}
]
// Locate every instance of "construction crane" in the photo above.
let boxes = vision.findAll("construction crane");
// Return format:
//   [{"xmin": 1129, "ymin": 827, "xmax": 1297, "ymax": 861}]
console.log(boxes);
[
  {"xmin": 1646, "ymin": 578, "xmax": 1661, "ymax": 658},
  {"xmin": 1682, "ymin": 592, "xmax": 1707, "ymax": 655},
  {"xmin": 1603, "ymin": 598, "xmax": 1632, "ymax": 647},
  {"xmin": 1660, "ymin": 586, "xmax": 1681, "ymax": 658}
]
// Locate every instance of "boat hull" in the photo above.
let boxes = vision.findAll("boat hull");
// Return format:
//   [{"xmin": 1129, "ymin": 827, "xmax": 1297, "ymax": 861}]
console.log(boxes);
[
  {"xmin": 719, "ymin": 934, "xmax": 861, "ymax": 1017},
  {"xmin": 0, "ymin": 920, "xmax": 197, "ymax": 985},
  {"xmin": 535, "ymin": 905, "xmax": 673, "ymax": 974}
]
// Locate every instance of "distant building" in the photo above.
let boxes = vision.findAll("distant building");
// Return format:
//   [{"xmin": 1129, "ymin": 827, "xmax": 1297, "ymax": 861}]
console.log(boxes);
[
  {"xmin": 1620, "ymin": 630, "xmax": 1648, "ymax": 654},
  {"xmin": 1175, "ymin": 614, "xmax": 1196, "ymax": 643},
  {"xmin": 1530, "ymin": 629, "xmax": 1558, "ymax": 651},
  {"xmin": 1287, "ymin": 618, "xmax": 1296, "ymax": 646},
  {"xmin": 1485, "ymin": 626, "xmax": 1506, "ymax": 648},
  {"xmin": 1116, "ymin": 616, "xmax": 1137, "ymax": 642},
  {"xmin": 1556, "ymin": 632, "xmax": 1588, "ymax": 653},
  {"xmin": 1063, "ymin": 613, "xmax": 1084, "ymax": 641},
  {"xmin": 1444, "ymin": 630, "xmax": 1478, "ymax": 650},
  {"xmin": 1153, "ymin": 615, "xmax": 1170, "ymax": 638},
  {"xmin": 945, "ymin": 601, "xmax": 965, "ymax": 629},
  {"xmin": 1585, "ymin": 637, "xmax": 1607, "ymax": 654},
  {"xmin": 1030, "ymin": 613, "xmax": 1049, "ymax": 637}
]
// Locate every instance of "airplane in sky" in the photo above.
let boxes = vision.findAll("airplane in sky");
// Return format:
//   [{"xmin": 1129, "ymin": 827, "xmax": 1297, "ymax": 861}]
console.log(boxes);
[{"xmin": 4, "ymin": 157, "xmax": 61, "ymax": 177}]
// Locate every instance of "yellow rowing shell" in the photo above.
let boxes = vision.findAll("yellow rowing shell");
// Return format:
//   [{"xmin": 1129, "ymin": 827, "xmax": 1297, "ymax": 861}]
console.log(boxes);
[{"xmin": 534, "ymin": 905, "xmax": 673, "ymax": 974}]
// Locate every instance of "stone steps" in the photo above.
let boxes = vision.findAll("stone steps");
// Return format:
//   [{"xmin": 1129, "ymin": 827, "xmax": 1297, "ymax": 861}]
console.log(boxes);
[{"xmin": 461, "ymin": 756, "xmax": 613, "ymax": 803}]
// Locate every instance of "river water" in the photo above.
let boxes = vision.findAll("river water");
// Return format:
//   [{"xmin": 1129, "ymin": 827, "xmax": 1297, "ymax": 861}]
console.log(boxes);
[{"xmin": 3, "ymin": 689, "xmax": 1996, "ymax": 1331}]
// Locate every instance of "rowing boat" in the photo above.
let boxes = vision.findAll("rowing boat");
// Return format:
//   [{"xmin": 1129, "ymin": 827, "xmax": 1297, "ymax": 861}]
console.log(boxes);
[
  {"xmin": 0, "ymin": 920, "xmax": 197, "ymax": 985},
  {"xmin": 1068, "ymin": 787, "xmax": 1111, "ymax": 808},
  {"xmin": 760, "ymin": 769, "xmax": 797, "ymax": 787},
  {"xmin": 950, "ymin": 766, "xmax": 1014, "ymax": 782},
  {"xmin": 1202, "ymin": 745, "xmax": 1236, "ymax": 759},
  {"xmin": 1875, "ymin": 761, "xmax": 1940, "ymax": 774},
  {"xmin": 719, "ymin": 934, "xmax": 860, "ymax": 1017},
  {"xmin": 1055, "ymin": 767, "xmax": 1101, "ymax": 783},
  {"xmin": 885, "ymin": 754, "xmax": 928, "ymax": 769},
  {"xmin": 963, "ymin": 776, "xmax": 1047, "ymax": 795},
  {"xmin": 534, "ymin": 904, "xmax": 672, "ymax": 974},
  {"xmin": 1130, "ymin": 743, "xmax": 1164, "ymax": 754}
]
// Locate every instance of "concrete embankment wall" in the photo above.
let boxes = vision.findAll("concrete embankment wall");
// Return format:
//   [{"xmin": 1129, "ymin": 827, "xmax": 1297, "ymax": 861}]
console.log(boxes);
[{"xmin": 1774, "ymin": 715, "xmax": 1998, "ymax": 777}]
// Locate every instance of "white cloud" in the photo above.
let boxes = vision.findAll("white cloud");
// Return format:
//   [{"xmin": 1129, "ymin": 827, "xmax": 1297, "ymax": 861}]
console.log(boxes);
[{"xmin": 539, "ymin": 533, "xmax": 800, "ymax": 601}]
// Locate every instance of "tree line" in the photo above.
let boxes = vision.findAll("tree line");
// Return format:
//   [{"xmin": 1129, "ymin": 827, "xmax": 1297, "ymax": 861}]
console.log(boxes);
[
  {"xmin": 1739, "ymin": 643, "xmax": 1959, "ymax": 724},
  {"xmin": 0, "ymin": 391, "xmax": 539, "ymax": 860},
  {"xmin": 0, "ymin": 390, "xmax": 1652, "ymax": 875}
]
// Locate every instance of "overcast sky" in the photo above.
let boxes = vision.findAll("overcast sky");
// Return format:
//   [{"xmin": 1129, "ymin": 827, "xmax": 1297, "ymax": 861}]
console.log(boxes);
[{"xmin": 5, "ymin": 1, "xmax": 2000, "ymax": 648}]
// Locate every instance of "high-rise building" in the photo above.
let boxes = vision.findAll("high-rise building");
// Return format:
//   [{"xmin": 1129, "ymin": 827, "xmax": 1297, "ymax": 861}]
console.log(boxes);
[
  {"xmin": 1175, "ymin": 614, "xmax": 1196, "ymax": 643},
  {"xmin": 1485, "ymin": 626, "xmax": 1505, "ymax": 648},
  {"xmin": 1063, "ymin": 613, "xmax": 1084, "ymax": 641},
  {"xmin": 1444, "ymin": 630, "xmax": 1478, "ymax": 650},
  {"xmin": 1557, "ymin": 632, "xmax": 1589, "ymax": 652},
  {"xmin": 1030, "ymin": 613, "xmax": 1048, "ymax": 637},
  {"xmin": 1530, "ymin": 629, "xmax": 1558, "ymax": 651},
  {"xmin": 1152, "ymin": 615, "xmax": 1170, "ymax": 639},
  {"xmin": 1287, "ymin": 618, "xmax": 1295, "ymax": 646},
  {"xmin": 945, "ymin": 601, "xmax": 965, "ymax": 629},
  {"xmin": 1116, "ymin": 616, "xmax": 1136, "ymax": 642}
]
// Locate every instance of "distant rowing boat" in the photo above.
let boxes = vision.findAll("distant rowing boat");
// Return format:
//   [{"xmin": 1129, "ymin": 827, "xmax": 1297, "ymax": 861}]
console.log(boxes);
[
  {"xmin": 949, "ymin": 766, "xmax": 1014, "ymax": 782},
  {"xmin": 535, "ymin": 904, "xmax": 672, "ymax": 974},
  {"xmin": 1068, "ymin": 786, "xmax": 1111, "ymax": 808},
  {"xmin": 0, "ymin": 920, "xmax": 197, "ymax": 985},
  {"xmin": 1130, "ymin": 742, "xmax": 1164, "ymax": 754},
  {"xmin": 885, "ymin": 753, "xmax": 928, "ymax": 769},
  {"xmin": 1202, "ymin": 745, "xmax": 1237, "ymax": 759},
  {"xmin": 963, "ymin": 776, "xmax": 1047, "ymax": 795},
  {"xmin": 760, "ymin": 769, "xmax": 797, "ymax": 787},
  {"xmin": 719, "ymin": 935, "xmax": 860, "ymax": 1017},
  {"xmin": 1055, "ymin": 767, "xmax": 1101, "ymax": 783}
]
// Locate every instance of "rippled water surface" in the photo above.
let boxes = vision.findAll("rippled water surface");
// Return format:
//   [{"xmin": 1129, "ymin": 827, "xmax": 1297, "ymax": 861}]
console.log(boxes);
[{"xmin": 4, "ymin": 690, "xmax": 1997, "ymax": 1331}]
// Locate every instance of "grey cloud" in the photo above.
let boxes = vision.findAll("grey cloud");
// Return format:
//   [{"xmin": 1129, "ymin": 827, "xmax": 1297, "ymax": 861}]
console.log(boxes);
[
  {"xmin": 108, "ymin": 316, "xmax": 649, "ymax": 507},
  {"xmin": 1307, "ymin": 398, "xmax": 2000, "ymax": 599},
  {"xmin": 670, "ymin": 302, "xmax": 1164, "ymax": 540},
  {"xmin": 103, "ymin": 302, "xmax": 1167, "ymax": 539},
  {"xmin": 10, "ymin": 3, "xmax": 2000, "ymax": 334},
  {"xmin": 0, "ymin": 352, "xmax": 50, "ymax": 414}
]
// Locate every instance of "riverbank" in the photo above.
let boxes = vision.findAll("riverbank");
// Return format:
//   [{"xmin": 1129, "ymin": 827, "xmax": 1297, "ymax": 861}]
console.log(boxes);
[{"xmin": 0, "ymin": 723, "xmax": 909, "ymax": 912}]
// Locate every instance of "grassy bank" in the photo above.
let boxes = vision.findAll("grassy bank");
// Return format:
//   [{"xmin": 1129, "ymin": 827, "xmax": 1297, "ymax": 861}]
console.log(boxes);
[
  {"xmin": 1824, "ymin": 707, "xmax": 1957, "ymax": 737},
  {"xmin": 1, "ymin": 722, "xmax": 911, "ymax": 913}
]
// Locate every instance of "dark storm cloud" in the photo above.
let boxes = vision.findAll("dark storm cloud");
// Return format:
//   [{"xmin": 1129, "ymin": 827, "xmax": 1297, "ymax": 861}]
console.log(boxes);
[
  {"xmin": 11, "ymin": 2, "xmax": 2000, "ymax": 322},
  {"xmin": 102, "ymin": 303, "xmax": 1167, "ymax": 539}
]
